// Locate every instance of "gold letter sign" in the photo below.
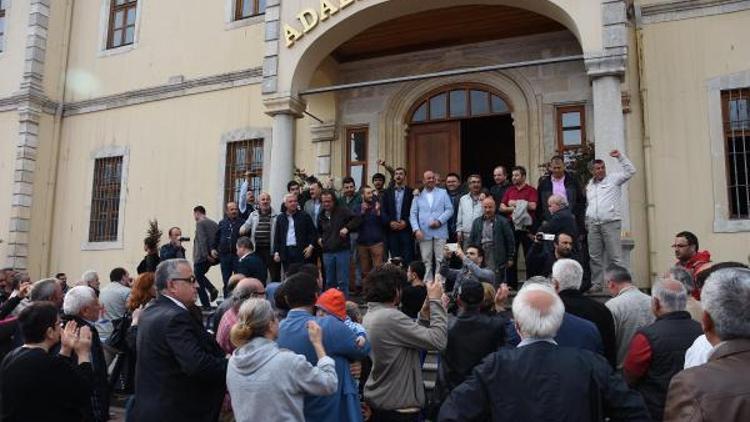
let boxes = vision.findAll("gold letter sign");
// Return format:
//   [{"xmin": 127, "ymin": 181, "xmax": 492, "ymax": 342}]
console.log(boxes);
[{"xmin": 285, "ymin": 0, "xmax": 368, "ymax": 48}]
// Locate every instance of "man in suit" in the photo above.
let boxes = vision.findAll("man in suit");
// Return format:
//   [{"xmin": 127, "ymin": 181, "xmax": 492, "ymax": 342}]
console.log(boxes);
[
  {"xmin": 664, "ymin": 267, "xmax": 750, "ymax": 422},
  {"xmin": 233, "ymin": 236, "xmax": 267, "ymax": 285},
  {"xmin": 273, "ymin": 193, "xmax": 317, "ymax": 273},
  {"xmin": 193, "ymin": 205, "xmax": 219, "ymax": 308},
  {"xmin": 438, "ymin": 282, "xmax": 649, "ymax": 421},
  {"xmin": 553, "ymin": 258, "xmax": 618, "ymax": 368},
  {"xmin": 410, "ymin": 170, "xmax": 454, "ymax": 281},
  {"xmin": 468, "ymin": 197, "xmax": 515, "ymax": 283},
  {"xmin": 132, "ymin": 259, "xmax": 227, "ymax": 422},
  {"xmin": 382, "ymin": 167, "xmax": 415, "ymax": 264}
]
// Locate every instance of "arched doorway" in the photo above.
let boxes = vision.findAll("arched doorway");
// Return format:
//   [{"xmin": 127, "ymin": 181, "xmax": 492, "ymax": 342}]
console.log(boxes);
[{"xmin": 406, "ymin": 84, "xmax": 515, "ymax": 187}]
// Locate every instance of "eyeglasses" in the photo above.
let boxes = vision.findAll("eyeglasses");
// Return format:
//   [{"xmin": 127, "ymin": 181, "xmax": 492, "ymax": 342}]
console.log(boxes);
[
  {"xmin": 172, "ymin": 275, "xmax": 196, "ymax": 284},
  {"xmin": 671, "ymin": 244, "xmax": 690, "ymax": 249},
  {"xmin": 251, "ymin": 291, "xmax": 267, "ymax": 297}
]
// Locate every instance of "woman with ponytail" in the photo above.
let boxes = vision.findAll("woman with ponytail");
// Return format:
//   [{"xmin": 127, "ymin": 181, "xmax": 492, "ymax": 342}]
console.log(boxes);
[{"xmin": 226, "ymin": 298, "xmax": 338, "ymax": 422}]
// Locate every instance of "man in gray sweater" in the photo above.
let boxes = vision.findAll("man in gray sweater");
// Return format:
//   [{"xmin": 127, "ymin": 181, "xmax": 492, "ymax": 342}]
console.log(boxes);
[{"xmin": 363, "ymin": 265, "xmax": 447, "ymax": 422}]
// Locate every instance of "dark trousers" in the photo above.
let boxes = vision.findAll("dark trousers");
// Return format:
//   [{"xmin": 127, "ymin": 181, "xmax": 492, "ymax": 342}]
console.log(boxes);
[
  {"xmin": 281, "ymin": 246, "xmax": 313, "ymax": 274},
  {"xmin": 387, "ymin": 230, "xmax": 415, "ymax": 264},
  {"xmin": 256, "ymin": 244, "xmax": 281, "ymax": 283},
  {"xmin": 194, "ymin": 261, "xmax": 215, "ymax": 308},
  {"xmin": 507, "ymin": 230, "xmax": 533, "ymax": 289},
  {"xmin": 219, "ymin": 254, "xmax": 236, "ymax": 297},
  {"xmin": 370, "ymin": 409, "xmax": 420, "ymax": 422}
]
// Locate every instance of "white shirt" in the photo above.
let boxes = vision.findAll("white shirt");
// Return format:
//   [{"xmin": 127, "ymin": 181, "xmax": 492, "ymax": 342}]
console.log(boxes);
[
  {"xmin": 424, "ymin": 188, "xmax": 435, "ymax": 208},
  {"xmin": 517, "ymin": 337, "xmax": 558, "ymax": 348},
  {"xmin": 456, "ymin": 193, "xmax": 484, "ymax": 234},
  {"xmin": 163, "ymin": 293, "xmax": 188, "ymax": 310},
  {"xmin": 684, "ymin": 334, "xmax": 717, "ymax": 369},
  {"xmin": 585, "ymin": 154, "xmax": 636, "ymax": 223},
  {"xmin": 286, "ymin": 213, "xmax": 297, "ymax": 246}
]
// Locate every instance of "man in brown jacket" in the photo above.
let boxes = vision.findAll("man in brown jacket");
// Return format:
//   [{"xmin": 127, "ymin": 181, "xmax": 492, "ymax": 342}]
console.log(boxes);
[{"xmin": 664, "ymin": 267, "xmax": 750, "ymax": 422}]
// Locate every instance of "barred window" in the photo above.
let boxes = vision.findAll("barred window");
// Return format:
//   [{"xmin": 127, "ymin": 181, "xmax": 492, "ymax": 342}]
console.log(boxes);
[
  {"xmin": 107, "ymin": 0, "xmax": 137, "ymax": 49},
  {"xmin": 0, "ymin": 0, "xmax": 6, "ymax": 53},
  {"xmin": 225, "ymin": 139, "xmax": 264, "ymax": 205},
  {"xmin": 722, "ymin": 88, "xmax": 750, "ymax": 219},
  {"xmin": 89, "ymin": 156, "xmax": 123, "ymax": 242},
  {"xmin": 235, "ymin": 0, "xmax": 266, "ymax": 20}
]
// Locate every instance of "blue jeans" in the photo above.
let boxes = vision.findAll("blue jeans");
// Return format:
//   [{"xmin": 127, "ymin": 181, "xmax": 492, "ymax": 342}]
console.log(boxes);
[{"xmin": 323, "ymin": 250, "xmax": 351, "ymax": 297}]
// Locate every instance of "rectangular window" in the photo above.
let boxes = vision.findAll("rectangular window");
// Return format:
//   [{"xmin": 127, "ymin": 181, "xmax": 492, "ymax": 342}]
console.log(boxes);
[
  {"xmin": 89, "ymin": 156, "xmax": 123, "ymax": 242},
  {"xmin": 556, "ymin": 105, "xmax": 586, "ymax": 150},
  {"xmin": 346, "ymin": 127, "xmax": 368, "ymax": 189},
  {"xmin": 0, "ymin": 0, "xmax": 6, "ymax": 53},
  {"xmin": 107, "ymin": 0, "xmax": 137, "ymax": 49},
  {"xmin": 225, "ymin": 139, "xmax": 264, "ymax": 204},
  {"xmin": 721, "ymin": 88, "xmax": 750, "ymax": 219},
  {"xmin": 235, "ymin": 0, "xmax": 266, "ymax": 20}
]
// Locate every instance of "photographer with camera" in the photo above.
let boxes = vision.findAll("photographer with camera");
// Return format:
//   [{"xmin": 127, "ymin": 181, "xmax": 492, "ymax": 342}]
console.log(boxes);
[
  {"xmin": 159, "ymin": 227, "xmax": 188, "ymax": 260},
  {"xmin": 439, "ymin": 243, "xmax": 496, "ymax": 295},
  {"xmin": 526, "ymin": 231, "xmax": 578, "ymax": 279}
]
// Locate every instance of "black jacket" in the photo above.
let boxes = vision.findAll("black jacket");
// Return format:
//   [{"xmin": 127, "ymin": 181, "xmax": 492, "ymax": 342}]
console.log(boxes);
[
  {"xmin": 635, "ymin": 311, "xmax": 703, "ymax": 421},
  {"xmin": 559, "ymin": 289, "xmax": 617, "ymax": 368},
  {"xmin": 435, "ymin": 308, "xmax": 505, "ymax": 402},
  {"xmin": 539, "ymin": 206, "xmax": 579, "ymax": 240},
  {"xmin": 382, "ymin": 185, "xmax": 414, "ymax": 231},
  {"xmin": 438, "ymin": 341, "xmax": 649, "ymax": 421},
  {"xmin": 57, "ymin": 315, "xmax": 109, "ymax": 422},
  {"xmin": 132, "ymin": 295, "xmax": 227, "ymax": 422},
  {"xmin": 468, "ymin": 215, "xmax": 515, "ymax": 268},
  {"xmin": 273, "ymin": 211, "xmax": 317, "ymax": 260},
  {"xmin": 317, "ymin": 206, "xmax": 360, "ymax": 252},
  {"xmin": 234, "ymin": 253, "xmax": 268, "ymax": 285},
  {"xmin": 137, "ymin": 252, "xmax": 160, "ymax": 274},
  {"xmin": 213, "ymin": 216, "xmax": 243, "ymax": 256},
  {"xmin": 536, "ymin": 171, "xmax": 586, "ymax": 233}
]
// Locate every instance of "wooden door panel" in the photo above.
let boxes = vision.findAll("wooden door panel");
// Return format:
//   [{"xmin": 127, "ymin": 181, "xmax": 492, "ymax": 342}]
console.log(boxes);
[{"xmin": 408, "ymin": 122, "xmax": 460, "ymax": 187}]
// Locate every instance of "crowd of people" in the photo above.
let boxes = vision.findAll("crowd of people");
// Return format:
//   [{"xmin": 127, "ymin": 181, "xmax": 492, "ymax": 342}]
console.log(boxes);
[{"xmin": 0, "ymin": 151, "xmax": 748, "ymax": 422}]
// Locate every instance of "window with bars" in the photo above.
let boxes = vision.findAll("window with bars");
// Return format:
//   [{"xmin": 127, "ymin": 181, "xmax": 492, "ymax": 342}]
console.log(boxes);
[
  {"xmin": 0, "ymin": 0, "xmax": 6, "ymax": 53},
  {"xmin": 89, "ymin": 156, "xmax": 123, "ymax": 242},
  {"xmin": 107, "ymin": 0, "xmax": 137, "ymax": 49},
  {"xmin": 346, "ymin": 127, "xmax": 368, "ymax": 189},
  {"xmin": 225, "ymin": 139, "xmax": 264, "ymax": 205},
  {"xmin": 235, "ymin": 0, "xmax": 266, "ymax": 20},
  {"xmin": 721, "ymin": 88, "xmax": 750, "ymax": 219},
  {"xmin": 556, "ymin": 105, "xmax": 586, "ymax": 150}
]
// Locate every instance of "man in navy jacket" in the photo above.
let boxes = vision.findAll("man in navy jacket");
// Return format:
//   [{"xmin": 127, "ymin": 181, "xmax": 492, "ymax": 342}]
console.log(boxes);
[{"xmin": 382, "ymin": 167, "xmax": 415, "ymax": 264}]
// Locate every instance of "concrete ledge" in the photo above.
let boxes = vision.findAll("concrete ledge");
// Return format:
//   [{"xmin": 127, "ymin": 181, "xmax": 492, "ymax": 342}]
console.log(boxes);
[{"xmin": 639, "ymin": 0, "xmax": 750, "ymax": 24}]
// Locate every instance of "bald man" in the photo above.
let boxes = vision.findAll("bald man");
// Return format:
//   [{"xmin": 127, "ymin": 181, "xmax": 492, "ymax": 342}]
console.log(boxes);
[
  {"xmin": 622, "ymin": 278, "xmax": 703, "ymax": 421},
  {"xmin": 440, "ymin": 283, "xmax": 648, "ymax": 421},
  {"xmin": 468, "ymin": 196, "xmax": 515, "ymax": 283},
  {"xmin": 410, "ymin": 170, "xmax": 454, "ymax": 280},
  {"xmin": 215, "ymin": 278, "xmax": 266, "ymax": 353}
]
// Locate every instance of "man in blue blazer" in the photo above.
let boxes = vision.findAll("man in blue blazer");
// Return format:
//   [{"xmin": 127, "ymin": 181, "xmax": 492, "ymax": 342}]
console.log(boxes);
[{"xmin": 410, "ymin": 170, "xmax": 454, "ymax": 280}]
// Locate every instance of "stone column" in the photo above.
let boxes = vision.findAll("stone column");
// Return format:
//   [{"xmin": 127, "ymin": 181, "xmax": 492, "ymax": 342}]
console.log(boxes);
[{"xmin": 263, "ymin": 95, "xmax": 306, "ymax": 207}]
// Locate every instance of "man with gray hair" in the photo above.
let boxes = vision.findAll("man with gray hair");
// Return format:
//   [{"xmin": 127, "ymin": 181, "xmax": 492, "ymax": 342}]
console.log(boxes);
[
  {"xmin": 538, "ymin": 194, "xmax": 578, "ymax": 240},
  {"xmin": 622, "ymin": 278, "xmax": 702, "ymax": 421},
  {"xmin": 554, "ymin": 258, "xmax": 617, "ymax": 367},
  {"xmin": 132, "ymin": 259, "xmax": 227, "ymax": 422},
  {"xmin": 79, "ymin": 269, "xmax": 100, "ymax": 296},
  {"xmin": 605, "ymin": 264, "xmax": 654, "ymax": 368},
  {"xmin": 665, "ymin": 266, "xmax": 702, "ymax": 321},
  {"xmin": 664, "ymin": 267, "xmax": 750, "ymax": 422},
  {"xmin": 61, "ymin": 285, "xmax": 109, "ymax": 422},
  {"xmin": 439, "ymin": 283, "xmax": 648, "ymax": 421}
]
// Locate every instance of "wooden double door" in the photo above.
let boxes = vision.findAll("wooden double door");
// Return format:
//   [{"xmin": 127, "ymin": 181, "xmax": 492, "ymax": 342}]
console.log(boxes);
[{"xmin": 407, "ymin": 122, "xmax": 461, "ymax": 188}]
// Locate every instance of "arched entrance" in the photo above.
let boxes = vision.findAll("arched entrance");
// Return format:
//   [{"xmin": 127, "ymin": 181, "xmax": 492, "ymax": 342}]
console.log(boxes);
[{"xmin": 406, "ymin": 84, "xmax": 515, "ymax": 187}]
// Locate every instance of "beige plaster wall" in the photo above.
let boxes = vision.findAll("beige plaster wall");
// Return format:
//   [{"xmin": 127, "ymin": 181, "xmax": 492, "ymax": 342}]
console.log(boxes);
[
  {"xmin": 276, "ymin": 0, "xmax": 604, "ymax": 93},
  {"xmin": 640, "ymin": 10, "xmax": 750, "ymax": 275},
  {"xmin": 0, "ymin": 0, "xmax": 28, "ymax": 97},
  {"xmin": 48, "ymin": 84, "xmax": 270, "ymax": 285},
  {"xmin": 62, "ymin": 0, "xmax": 265, "ymax": 102}
]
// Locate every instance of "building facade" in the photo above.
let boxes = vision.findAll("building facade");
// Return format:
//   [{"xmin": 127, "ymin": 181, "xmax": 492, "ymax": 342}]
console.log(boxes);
[{"xmin": 0, "ymin": 0, "xmax": 748, "ymax": 286}]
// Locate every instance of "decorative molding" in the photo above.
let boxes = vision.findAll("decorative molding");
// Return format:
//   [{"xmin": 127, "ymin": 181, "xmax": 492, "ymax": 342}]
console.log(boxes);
[
  {"xmin": 262, "ymin": 0, "xmax": 281, "ymax": 94},
  {"xmin": 706, "ymin": 69, "xmax": 750, "ymax": 232},
  {"xmin": 310, "ymin": 122, "xmax": 336, "ymax": 175},
  {"xmin": 585, "ymin": 51, "xmax": 627, "ymax": 79},
  {"xmin": 310, "ymin": 122, "xmax": 336, "ymax": 143},
  {"xmin": 639, "ymin": 0, "xmax": 750, "ymax": 25},
  {"xmin": 263, "ymin": 94, "xmax": 306, "ymax": 117},
  {"xmin": 0, "ymin": 92, "xmax": 58, "ymax": 114},
  {"xmin": 62, "ymin": 67, "xmax": 262, "ymax": 116}
]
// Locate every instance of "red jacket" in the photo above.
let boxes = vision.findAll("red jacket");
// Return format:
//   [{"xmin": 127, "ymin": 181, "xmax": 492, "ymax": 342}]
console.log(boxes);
[{"xmin": 676, "ymin": 250, "xmax": 711, "ymax": 300}]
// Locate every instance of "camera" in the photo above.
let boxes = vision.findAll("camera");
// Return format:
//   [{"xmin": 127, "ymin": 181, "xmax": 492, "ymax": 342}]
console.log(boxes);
[
  {"xmin": 179, "ymin": 236, "xmax": 191, "ymax": 242},
  {"xmin": 535, "ymin": 233, "xmax": 555, "ymax": 242}
]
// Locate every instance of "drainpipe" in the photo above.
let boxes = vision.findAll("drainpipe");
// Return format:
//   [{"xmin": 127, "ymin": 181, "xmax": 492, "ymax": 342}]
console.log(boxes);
[
  {"xmin": 43, "ymin": 0, "xmax": 75, "ymax": 276},
  {"xmin": 633, "ymin": 5, "xmax": 658, "ymax": 283}
]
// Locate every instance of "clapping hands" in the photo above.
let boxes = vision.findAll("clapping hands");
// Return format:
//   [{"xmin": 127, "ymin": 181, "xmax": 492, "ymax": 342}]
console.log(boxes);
[{"xmin": 60, "ymin": 321, "xmax": 93, "ymax": 362}]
